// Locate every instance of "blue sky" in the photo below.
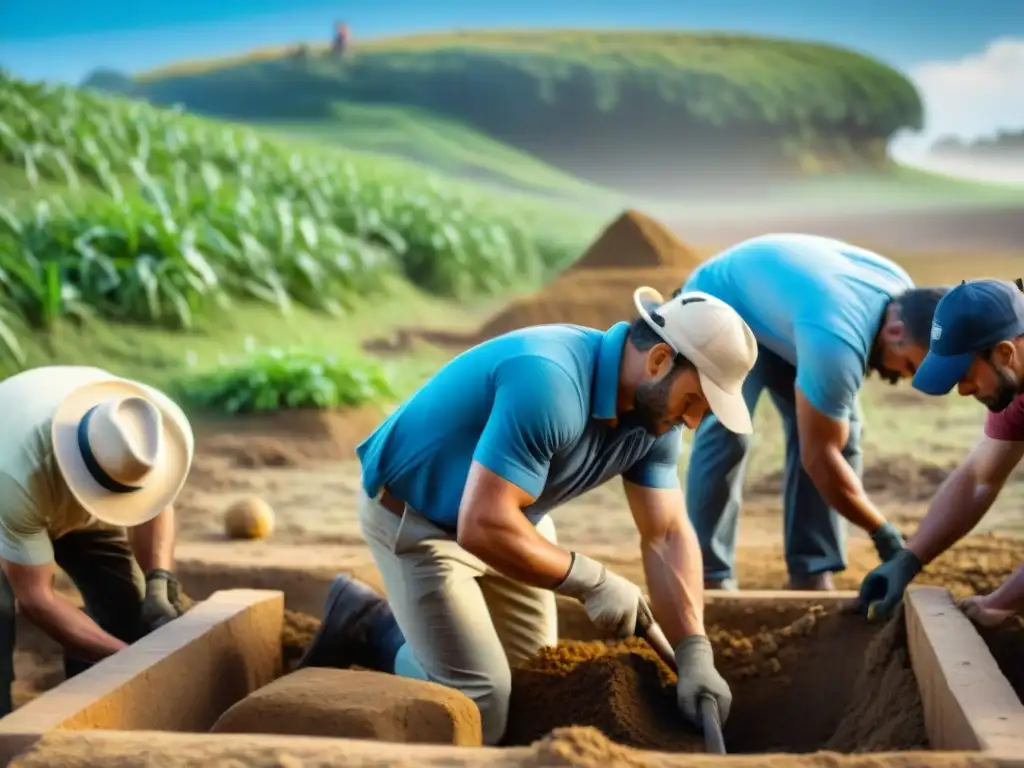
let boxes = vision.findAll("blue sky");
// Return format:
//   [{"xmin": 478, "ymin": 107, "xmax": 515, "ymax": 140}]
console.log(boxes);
[{"xmin": 2, "ymin": 1, "xmax": 1023, "ymax": 148}]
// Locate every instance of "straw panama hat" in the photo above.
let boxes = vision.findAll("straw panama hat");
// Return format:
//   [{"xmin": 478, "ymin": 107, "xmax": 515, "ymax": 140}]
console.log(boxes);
[{"xmin": 51, "ymin": 376, "xmax": 194, "ymax": 528}]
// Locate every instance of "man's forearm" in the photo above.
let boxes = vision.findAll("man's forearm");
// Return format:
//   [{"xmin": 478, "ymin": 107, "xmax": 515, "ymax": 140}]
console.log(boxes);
[
  {"xmin": 640, "ymin": 520, "xmax": 705, "ymax": 645},
  {"xmin": 459, "ymin": 514, "xmax": 572, "ymax": 589},
  {"xmin": 128, "ymin": 505, "xmax": 176, "ymax": 572},
  {"xmin": 907, "ymin": 466, "xmax": 997, "ymax": 565},
  {"xmin": 23, "ymin": 595, "xmax": 127, "ymax": 661},
  {"xmin": 805, "ymin": 447, "xmax": 885, "ymax": 532},
  {"xmin": 984, "ymin": 566, "xmax": 1024, "ymax": 614}
]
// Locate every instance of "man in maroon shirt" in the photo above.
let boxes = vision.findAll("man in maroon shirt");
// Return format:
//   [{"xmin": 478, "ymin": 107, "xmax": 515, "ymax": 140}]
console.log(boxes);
[{"xmin": 858, "ymin": 278, "xmax": 1024, "ymax": 625}]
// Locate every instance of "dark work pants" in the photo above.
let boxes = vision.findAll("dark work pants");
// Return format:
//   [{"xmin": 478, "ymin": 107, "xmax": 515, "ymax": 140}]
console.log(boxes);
[
  {"xmin": 685, "ymin": 344, "xmax": 862, "ymax": 582},
  {"xmin": 0, "ymin": 526, "xmax": 145, "ymax": 715}
]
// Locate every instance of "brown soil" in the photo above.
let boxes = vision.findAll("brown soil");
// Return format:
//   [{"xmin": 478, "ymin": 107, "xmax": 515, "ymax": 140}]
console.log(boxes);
[
  {"xmin": 6, "ymin": 728, "xmax": 996, "ymax": 768},
  {"xmin": 825, "ymin": 605, "xmax": 927, "ymax": 752},
  {"xmin": 503, "ymin": 605, "xmax": 923, "ymax": 754},
  {"xmin": 193, "ymin": 406, "xmax": 385, "ymax": 469},
  {"xmin": 976, "ymin": 615, "xmax": 1024, "ymax": 703},
  {"xmin": 749, "ymin": 455, "xmax": 954, "ymax": 503},
  {"xmin": 282, "ymin": 609, "xmax": 321, "ymax": 669},
  {"xmin": 568, "ymin": 210, "xmax": 701, "ymax": 272}
]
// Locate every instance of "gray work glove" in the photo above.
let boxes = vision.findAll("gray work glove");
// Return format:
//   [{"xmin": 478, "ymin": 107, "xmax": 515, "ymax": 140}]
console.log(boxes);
[
  {"xmin": 675, "ymin": 635, "xmax": 733, "ymax": 729},
  {"xmin": 554, "ymin": 552, "xmax": 653, "ymax": 638},
  {"xmin": 870, "ymin": 521, "xmax": 906, "ymax": 563},
  {"xmin": 141, "ymin": 569, "xmax": 184, "ymax": 632},
  {"xmin": 857, "ymin": 548, "xmax": 923, "ymax": 622}
]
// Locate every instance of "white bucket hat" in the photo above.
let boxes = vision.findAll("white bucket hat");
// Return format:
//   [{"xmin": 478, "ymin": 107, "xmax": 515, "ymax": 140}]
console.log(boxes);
[
  {"xmin": 633, "ymin": 286, "xmax": 758, "ymax": 434},
  {"xmin": 51, "ymin": 377, "xmax": 194, "ymax": 527}
]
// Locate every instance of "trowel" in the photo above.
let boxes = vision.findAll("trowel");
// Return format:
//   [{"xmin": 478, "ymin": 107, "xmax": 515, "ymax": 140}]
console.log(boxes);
[{"xmin": 635, "ymin": 619, "xmax": 727, "ymax": 755}]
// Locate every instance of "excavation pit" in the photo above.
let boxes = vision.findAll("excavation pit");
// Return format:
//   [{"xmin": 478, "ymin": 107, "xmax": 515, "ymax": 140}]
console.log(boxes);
[{"xmin": 2, "ymin": 585, "xmax": 1023, "ymax": 766}]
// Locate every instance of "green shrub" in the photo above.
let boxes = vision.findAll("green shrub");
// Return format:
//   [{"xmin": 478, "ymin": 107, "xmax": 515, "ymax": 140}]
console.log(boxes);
[{"xmin": 174, "ymin": 346, "xmax": 395, "ymax": 414}]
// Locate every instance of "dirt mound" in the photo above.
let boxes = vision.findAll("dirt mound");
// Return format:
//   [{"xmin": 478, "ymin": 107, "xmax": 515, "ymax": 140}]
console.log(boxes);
[
  {"xmin": 476, "ymin": 266, "xmax": 687, "ymax": 340},
  {"xmin": 210, "ymin": 667, "xmax": 483, "ymax": 745},
  {"xmin": 569, "ymin": 210, "xmax": 700, "ymax": 272},
  {"xmin": 976, "ymin": 615, "xmax": 1024, "ymax": 703},
  {"xmin": 194, "ymin": 406, "xmax": 384, "ymax": 467},
  {"xmin": 504, "ymin": 638, "xmax": 702, "ymax": 751},
  {"xmin": 749, "ymin": 455, "xmax": 953, "ymax": 503},
  {"xmin": 825, "ymin": 605, "xmax": 927, "ymax": 752}
]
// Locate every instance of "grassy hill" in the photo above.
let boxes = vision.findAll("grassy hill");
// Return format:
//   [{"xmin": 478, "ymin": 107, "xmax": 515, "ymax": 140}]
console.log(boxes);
[
  {"xmin": 0, "ymin": 69, "xmax": 603, "ymax": 384},
  {"xmin": 253, "ymin": 101, "xmax": 618, "ymax": 202},
  {"xmin": 85, "ymin": 29, "xmax": 924, "ymax": 193}
]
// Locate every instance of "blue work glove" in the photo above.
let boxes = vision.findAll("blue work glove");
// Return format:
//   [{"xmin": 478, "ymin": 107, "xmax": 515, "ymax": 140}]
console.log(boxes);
[
  {"xmin": 674, "ymin": 636, "xmax": 732, "ymax": 730},
  {"xmin": 870, "ymin": 521, "xmax": 906, "ymax": 562},
  {"xmin": 857, "ymin": 549, "xmax": 922, "ymax": 622}
]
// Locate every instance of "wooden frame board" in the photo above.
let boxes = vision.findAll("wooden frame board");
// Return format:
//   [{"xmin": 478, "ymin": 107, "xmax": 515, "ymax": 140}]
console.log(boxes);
[{"xmin": 5, "ymin": 572, "xmax": 1024, "ymax": 766}]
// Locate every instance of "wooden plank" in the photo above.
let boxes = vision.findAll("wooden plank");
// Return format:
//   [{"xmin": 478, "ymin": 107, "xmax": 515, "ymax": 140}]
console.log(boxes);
[
  {"xmin": 906, "ymin": 586, "xmax": 1024, "ymax": 757},
  {"xmin": 0, "ymin": 590, "xmax": 283, "ymax": 764}
]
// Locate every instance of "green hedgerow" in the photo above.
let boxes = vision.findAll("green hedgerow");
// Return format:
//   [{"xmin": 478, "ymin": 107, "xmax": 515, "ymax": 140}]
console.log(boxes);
[{"xmin": 174, "ymin": 346, "xmax": 395, "ymax": 414}]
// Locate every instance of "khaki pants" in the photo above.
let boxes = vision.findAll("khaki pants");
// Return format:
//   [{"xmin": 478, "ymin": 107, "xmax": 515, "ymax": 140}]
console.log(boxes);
[{"xmin": 357, "ymin": 490, "xmax": 557, "ymax": 746}]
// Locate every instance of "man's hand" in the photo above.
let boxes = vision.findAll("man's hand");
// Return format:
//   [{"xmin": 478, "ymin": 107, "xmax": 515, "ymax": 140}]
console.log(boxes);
[
  {"xmin": 554, "ymin": 552, "xmax": 652, "ymax": 638},
  {"xmin": 674, "ymin": 636, "xmax": 732, "ymax": 728},
  {"xmin": 141, "ymin": 569, "xmax": 184, "ymax": 632},
  {"xmin": 958, "ymin": 595, "xmax": 1016, "ymax": 628},
  {"xmin": 870, "ymin": 521, "xmax": 906, "ymax": 562},
  {"xmin": 858, "ymin": 549, "xmax": 922, "ymax": 621}
]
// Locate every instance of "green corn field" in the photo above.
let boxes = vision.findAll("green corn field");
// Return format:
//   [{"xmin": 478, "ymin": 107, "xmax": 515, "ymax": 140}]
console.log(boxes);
[{"xmin": 0, "ymin": 70, "xmax": 595, "ymax": 367}]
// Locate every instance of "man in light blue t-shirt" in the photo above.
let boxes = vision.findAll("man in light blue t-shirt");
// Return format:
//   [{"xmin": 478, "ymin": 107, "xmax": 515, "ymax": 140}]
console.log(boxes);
[
  {"xmin": 682, "ymin": 234, "xmax": 949, "ymax": 591},
  {"xmin": 297, "ymin": 287, "xmax": 758, "ymax": 745}
]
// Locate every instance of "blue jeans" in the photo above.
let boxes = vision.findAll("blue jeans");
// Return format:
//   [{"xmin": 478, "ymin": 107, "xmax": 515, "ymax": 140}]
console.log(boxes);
[{"xmin": 685, "ymin": 344, "xmax": 862, "ymax": 581}]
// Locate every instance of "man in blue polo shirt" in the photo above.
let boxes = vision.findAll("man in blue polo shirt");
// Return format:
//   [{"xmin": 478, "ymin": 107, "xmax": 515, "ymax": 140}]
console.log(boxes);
[
  {"xmin": 859, "ymin": 279, "xmax": 1024, "ymax": 624},
  {"xmin": 298, "ymin": 286, "xmax": 758, "ymax": 745},
  {"xmin": 681, "ymin": 234, "xmax": 949, "ymax": 591}
]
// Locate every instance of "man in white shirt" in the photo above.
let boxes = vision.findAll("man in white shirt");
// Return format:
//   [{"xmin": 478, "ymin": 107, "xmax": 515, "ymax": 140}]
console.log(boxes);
[{"xmin": 0, "ymin": 366, "xmax": 194, "ymax": 714}]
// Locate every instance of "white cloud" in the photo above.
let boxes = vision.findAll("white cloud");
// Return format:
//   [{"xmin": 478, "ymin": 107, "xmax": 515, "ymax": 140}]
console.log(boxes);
[{"xmin": 891, "ymin": 38, "xmax": 1024, "ymax": 160}]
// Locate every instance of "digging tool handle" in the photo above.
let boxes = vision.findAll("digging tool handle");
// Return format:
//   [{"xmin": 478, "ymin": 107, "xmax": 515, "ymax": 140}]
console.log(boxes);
[
  {"xmin": 636, "ymin": 620, "xmax": 727, "ymax": 755},
  {"xmin": 699, "ymin": 694, "xmax": 727, "ymax": 755}
]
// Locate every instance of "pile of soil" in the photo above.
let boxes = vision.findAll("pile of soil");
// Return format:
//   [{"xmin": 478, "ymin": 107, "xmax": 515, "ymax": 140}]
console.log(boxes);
[
  {"xmin": 476, "ymin": 210, "xmax": 701, "ymax": 340},
  {"xmin": 749, "ymin": 454, "xmax": 953, "ymax": 503},
  {"xmin": 824, "ymin": 605, "xmax": 927, "ymax": 752},
  {"xmin": 504, "ymin": 637, "xmax": 703, "ymax": 751},
  {"xmin": 976, "ymin": 615, "xmax": 1024, "ymax": 703},
  {"xmin": 568, "ymin": 210, "xmax": 701, "ymax": 272}
]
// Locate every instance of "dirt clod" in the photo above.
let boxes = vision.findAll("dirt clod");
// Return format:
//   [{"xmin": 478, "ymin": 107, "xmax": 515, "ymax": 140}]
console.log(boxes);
[{"xmin": 210, "ymin": 667, "xmax": 483, "ymax": 746}]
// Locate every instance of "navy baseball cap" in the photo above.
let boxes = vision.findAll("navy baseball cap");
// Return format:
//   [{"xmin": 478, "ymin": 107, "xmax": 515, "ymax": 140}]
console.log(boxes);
[{"xmin": 913, "ymin": 279, "xmax": 1024, "ymax": 396}]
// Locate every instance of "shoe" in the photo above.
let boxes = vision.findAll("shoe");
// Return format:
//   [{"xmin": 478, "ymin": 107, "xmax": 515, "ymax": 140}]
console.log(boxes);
[
  {"xmin": 786, "ymin": 572, "xmax": 836, "ymax": 591},
  {"xmin": 704, "ymin": 577, "xmax": 739, "ymax": 592},
  {"xmin": 296, "ymin": 574, "xmax": 405, "ymax": 672}
]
